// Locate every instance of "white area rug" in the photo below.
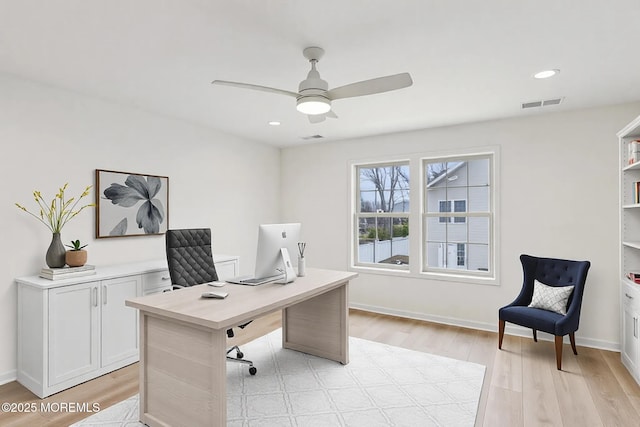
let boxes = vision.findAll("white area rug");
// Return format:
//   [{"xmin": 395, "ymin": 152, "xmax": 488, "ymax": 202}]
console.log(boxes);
[{"xmin": 71, "ymin": 329, "xmax": 485, "ymax": 426}]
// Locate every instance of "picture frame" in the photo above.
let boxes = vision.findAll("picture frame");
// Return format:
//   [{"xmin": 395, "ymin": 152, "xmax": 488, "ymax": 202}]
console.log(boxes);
[{"xmin": 95, "ymin": 169, "xmax": 169, "ymax": 238}]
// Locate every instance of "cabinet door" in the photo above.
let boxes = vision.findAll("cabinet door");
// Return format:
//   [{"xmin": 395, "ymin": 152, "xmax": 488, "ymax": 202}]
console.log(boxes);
[
  {"xmin": 101, "ymin": 276, "xmax": 141, "ymax": 368},
  {"xmin": 622, "ymin": 289, "xmax": 639, "ymax": 372},
  {"xmin": 48, "ymin": 282, "xmax": 99, "ymax": 386}
]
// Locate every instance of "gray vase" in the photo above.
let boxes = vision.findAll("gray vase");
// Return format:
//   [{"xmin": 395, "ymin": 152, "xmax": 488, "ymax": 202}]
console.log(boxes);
[{"xmin": 46, "ymin": 232, "xmax": 66, "ymax": 268}]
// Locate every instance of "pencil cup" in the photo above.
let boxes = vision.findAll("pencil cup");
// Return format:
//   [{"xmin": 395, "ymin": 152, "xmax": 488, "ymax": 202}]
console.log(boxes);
[{"xmin": 298, "ymin": 256, "xmax": 306, "ymax": 277}]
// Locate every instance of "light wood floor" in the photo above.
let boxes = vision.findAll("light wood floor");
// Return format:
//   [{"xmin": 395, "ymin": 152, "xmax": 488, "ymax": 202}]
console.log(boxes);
[{"xmin": 1, "ymin": 309, "xmax": 639, "ymax": 426}]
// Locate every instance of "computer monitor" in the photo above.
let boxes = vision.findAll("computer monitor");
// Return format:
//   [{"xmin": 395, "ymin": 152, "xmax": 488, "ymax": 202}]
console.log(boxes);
[{"xmin": 254, "ymin": 223, "xmax": 301, "ymax": 281}]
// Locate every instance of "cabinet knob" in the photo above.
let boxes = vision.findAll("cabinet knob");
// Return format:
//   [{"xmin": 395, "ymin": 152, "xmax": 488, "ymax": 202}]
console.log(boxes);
[{"xmin": 162, "ymin": 276, "xmax": 170, "ymax": 281}]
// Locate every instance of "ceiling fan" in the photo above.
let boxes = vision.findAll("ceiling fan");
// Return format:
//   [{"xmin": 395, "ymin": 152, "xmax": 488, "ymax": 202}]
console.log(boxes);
[{"xmin": 211, "ymin": 47, "xmax": 413, "ymax": 123}]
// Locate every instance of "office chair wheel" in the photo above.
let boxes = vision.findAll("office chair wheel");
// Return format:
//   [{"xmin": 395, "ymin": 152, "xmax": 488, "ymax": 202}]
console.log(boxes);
[
  {"xmin": 249, "ymin": 366, "xmax": 257, "ymax": 375},
  {"xmin": 236, "ymin": 350, "xmax": 244, "ymax": 359}
]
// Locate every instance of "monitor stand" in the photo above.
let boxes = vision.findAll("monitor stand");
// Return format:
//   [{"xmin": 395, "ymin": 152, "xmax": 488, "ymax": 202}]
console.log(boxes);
[{"xmin": 276, "ymin": 248, "xmax": 297, "ymax": 284}]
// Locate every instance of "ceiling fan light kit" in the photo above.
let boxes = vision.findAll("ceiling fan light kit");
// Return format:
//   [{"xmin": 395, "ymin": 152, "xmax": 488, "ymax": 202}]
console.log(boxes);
[
  {"xmin": 296, "ymin": 96, "xmax": 331, "ymax": 115},
  {"xmin": 211, "ymin": 46, "xmax": 413, "ymax": 123}
]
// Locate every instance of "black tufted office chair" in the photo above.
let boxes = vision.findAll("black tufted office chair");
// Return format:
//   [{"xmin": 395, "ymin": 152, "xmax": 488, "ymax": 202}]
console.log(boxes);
[
  {"xmin": 498, "ymin": 254, "xmax": 591, "ymax": 370},
  {"xmin": 165, "ymin": 228, "xmax": 256, "ymax": 375}
]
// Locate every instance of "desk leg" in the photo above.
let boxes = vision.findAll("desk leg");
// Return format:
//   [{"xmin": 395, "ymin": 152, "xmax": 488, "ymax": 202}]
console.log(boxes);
[
  {"xmin": 138, "ymin": 313, "xmax": 227, "ymax": 426},
  {"xmin": 282, "ymin": 282, "xmax": 349, "ymax": 364}
]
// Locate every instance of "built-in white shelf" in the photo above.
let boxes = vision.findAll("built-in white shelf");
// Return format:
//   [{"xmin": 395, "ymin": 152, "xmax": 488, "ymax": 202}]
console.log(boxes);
[
  {"xmin": 623, "ymin": 162, "xmax": 640, "ymax": 172},
  {"xmin": 622, "ymin": 241, "xmax": 640, "ymax": 250},
  {"xmin": 619, "ymin": 114, "xmax": 640, "ymax": 386}
]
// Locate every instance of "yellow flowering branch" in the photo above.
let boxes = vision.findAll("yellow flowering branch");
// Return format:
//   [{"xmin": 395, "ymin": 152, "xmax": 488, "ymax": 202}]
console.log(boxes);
[{"xmin": 16, "ymin": 183, "xmax": 95, "ymax": 233}]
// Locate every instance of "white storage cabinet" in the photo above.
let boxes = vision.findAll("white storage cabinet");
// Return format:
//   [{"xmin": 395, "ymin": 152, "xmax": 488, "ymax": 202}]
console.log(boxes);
[
  {"xmin": 619, "ymin": 115, "xmax": 640, "ymax": 385},
  {"xmin": 16, "ymin": 256, "xmax": 238, "ymax": 398}
]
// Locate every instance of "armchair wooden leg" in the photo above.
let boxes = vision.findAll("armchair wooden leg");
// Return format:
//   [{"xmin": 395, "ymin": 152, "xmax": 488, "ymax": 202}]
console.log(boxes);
[
  {"xmin": 533, "ymin": 329, "xmax": 537, "ymax": 342},
  {"xmin": 498, "ymin": 320, "xmax": 505, "ymax": 349},
  {"xmin": 555, "ymin": 335, "xmax": 563, "ymax": 370},
  {"xmin": 569, "ymin": 332, "xmax": 578, "ymax": 355}
]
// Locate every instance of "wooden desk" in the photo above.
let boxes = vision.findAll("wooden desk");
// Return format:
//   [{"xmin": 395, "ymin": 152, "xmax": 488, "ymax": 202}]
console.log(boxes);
[{"xmin": 125, "ymin": 268, "xmax": 357, "ymax": 427}]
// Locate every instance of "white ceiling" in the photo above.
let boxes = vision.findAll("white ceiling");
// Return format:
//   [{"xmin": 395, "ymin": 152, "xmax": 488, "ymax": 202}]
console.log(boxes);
[{"xmin": 2, "ymin": 0, "xmax": 640, "ymax": 147}]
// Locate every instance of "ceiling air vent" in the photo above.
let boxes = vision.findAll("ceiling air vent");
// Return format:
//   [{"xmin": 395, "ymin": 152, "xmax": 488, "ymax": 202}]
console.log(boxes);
[
  {"xmin": 542, "ymin": 97, "xmax": 563, "ymax": 106},
  {"xmin": 301, "ymin": 134, "xmax": 324, "ymax": 140},
  {"xmin": 522, "ymin": 97, "xmax": 564, "ymax": 109}
]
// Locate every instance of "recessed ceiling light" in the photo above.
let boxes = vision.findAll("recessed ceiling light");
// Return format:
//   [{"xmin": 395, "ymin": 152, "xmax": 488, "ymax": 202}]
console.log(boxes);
[
  {"xmin": 268, "ymin": 121, "xmax": 281, "ymax": 126},
  {"xmin": 533, "ymin": 69, "xmax": 560, "ymax": 79}
]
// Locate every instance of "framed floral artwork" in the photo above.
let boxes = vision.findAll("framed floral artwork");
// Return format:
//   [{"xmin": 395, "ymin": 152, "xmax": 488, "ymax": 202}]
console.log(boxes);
[{"xmin": 95, "ymin": 169, "xmax": 169, "ymax": 238}]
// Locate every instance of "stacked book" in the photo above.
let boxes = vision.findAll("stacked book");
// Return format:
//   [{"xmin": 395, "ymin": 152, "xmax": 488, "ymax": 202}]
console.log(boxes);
[
  {"xmin": 39, "ymin": 264, "xmax": 96, "ymax": 280},
  {"xmin": 629, "ymin": 140, "xmax": 640, "ymax": 165},
  {"xmin": 628, "ymin": 272, "xmax": 640, "ymax": 284}
]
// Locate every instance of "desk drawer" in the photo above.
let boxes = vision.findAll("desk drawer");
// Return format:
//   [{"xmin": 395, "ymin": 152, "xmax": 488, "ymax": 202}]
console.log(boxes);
[{"xmin": 142, "ymin": 270, "xmax": 172, "ymax": 295}]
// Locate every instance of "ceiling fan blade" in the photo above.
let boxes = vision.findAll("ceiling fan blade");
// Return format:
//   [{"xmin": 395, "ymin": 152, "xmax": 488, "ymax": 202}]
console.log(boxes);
[
  {"xmin": 308, "ymin": 114, "xmax": 326, "ymax": 124},
  {"xmin": 211, "ymin": 80, "xmax": 298, "ymax": 98},
  {"xmin": 308, "ymin": 109, "xmax": 338, "ymax": 124},
  {"xmin": 327, "ymin": 72, "xmax": 413, "ymax": 100}
]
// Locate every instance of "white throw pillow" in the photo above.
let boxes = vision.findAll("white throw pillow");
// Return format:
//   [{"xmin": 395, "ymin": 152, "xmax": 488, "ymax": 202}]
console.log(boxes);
[{"xmin": 528, "ymin": 280, "xmax": 575, "ymax": 315}]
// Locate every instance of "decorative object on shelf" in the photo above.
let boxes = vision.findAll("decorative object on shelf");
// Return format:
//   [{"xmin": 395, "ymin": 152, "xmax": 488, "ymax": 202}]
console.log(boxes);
[
  {"xmin": 15, "ymin": 183, "xmax": 94, "ymax": 268},
  {"xmin": 39, "ymin": 264, "xmax": 96, "ymax": 280},
  {"xmin": 65, "ymin": 239, "xmax": 88, "ymax": 267},
  {"xmin": 46, "ymin": 233, "xmax": 66, "ymax": 269},
  {"xmin": 96, "ymin": 169, "xmax": 169, "ymax": 238},
  {"xmin": 628, "ymin": 139, "xmax": 640, "ymax": 165},
  {"xmin": 627, "ymin": 272, "xmax": 640, "ymax": 284},
  {"xmin": 297, "ymin": 242, "xmax": 306, "ymax": 277}
]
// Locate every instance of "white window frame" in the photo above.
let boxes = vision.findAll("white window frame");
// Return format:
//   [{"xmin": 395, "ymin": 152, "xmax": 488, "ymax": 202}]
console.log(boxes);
[
  {"xmin": 422, "ymin": 151, "xmax": 496, "ymax": 283},
  {"xmin": 349, "ymin": 147, "xmax": 499, "ymax": 285},
  {"xmin": 352, "ymin": 160, "xmax": 410, "ymax": 272}
]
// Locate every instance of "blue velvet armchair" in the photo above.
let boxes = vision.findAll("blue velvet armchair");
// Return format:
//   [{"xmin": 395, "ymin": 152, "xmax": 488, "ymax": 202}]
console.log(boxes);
[{"xmin": 498, "ymin": 254, "xmax": 591, "ymax": 370}]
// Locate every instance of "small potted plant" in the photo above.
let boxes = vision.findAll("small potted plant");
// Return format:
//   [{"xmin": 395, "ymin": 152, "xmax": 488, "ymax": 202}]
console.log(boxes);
[{"xmin": 65, "ymin": 239, "xmax": 88, "ymax": 267}]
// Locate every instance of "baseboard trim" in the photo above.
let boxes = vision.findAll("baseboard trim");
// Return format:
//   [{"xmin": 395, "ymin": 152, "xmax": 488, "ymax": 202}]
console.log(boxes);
[
  {"xmin": 349, "ymin": 303, "xmax": 620, "ymax": 352},
  {"xmin": 0, "ymin": 369, "xmax": 17, "ymax": 386}
]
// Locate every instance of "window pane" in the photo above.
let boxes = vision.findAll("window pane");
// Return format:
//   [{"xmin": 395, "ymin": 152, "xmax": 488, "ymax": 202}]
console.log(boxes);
[
  {"xmin": 426, "ymin": 162, "xmax": 448, "ymax": 185},
  {"xmin": 360, "ymin": 191, "xmax": 377, "ymax": 212},
  {"xmin": 468, "ymin": 187, "xmax": 489, "ymax": 212},
  {"xmin": 426, "ymin": 216, "xmax": 446, "ymax": 241},
  {"xmin": 425, "ymin": 242, "xmax": 466, "ymax": 269},
  {"xmin": 447, "ymin": 187, "xmax": 466, "ymax": 201},
  {"xmin": 427, "ymin": 187, "xmax": 447, "ymax": 213},
  {"xmin": 444, "ymin": 161, "xmax": 465, "ymax": 188},
  {"xmin": 467, "ymin": 158, "xmax": 489, "ymax": 186},
  {"xmin": 468, "ymin": 243, "xmax": 489, "ymax": 271},
  {"xmin": 468, "ymin": 217, "xmax": 489, "ymax": 244},
  {"xmin": 447, "ymin": 218, "xmax": 467, "ymax": 241},
  {"xmin": 425, "ymin": 242, "xmax": 442, "ymax": 268},
  {"xmin": 357, "ymin": 217, "xmax": 409, "ymax": 266},
  {"xmin": 359, "ymin": 164, "xmax": 409, "ymax": 213},
  {"xmin": 358, "ymin": 216, "xmax": 377, "ymax": 237}
]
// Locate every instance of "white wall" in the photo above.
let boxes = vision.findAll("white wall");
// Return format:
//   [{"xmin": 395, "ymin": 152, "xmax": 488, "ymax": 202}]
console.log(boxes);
[
  {"xmin": 3, "ymin": 69, "xmax": 639, "ymax": 384},
  {"xmin": 281, "ymin": 102, "xmax": 640, "ymax": 350},
  {"xmin": 0, "ymin": 73, "xmax": 281, "ymax": 383}
]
